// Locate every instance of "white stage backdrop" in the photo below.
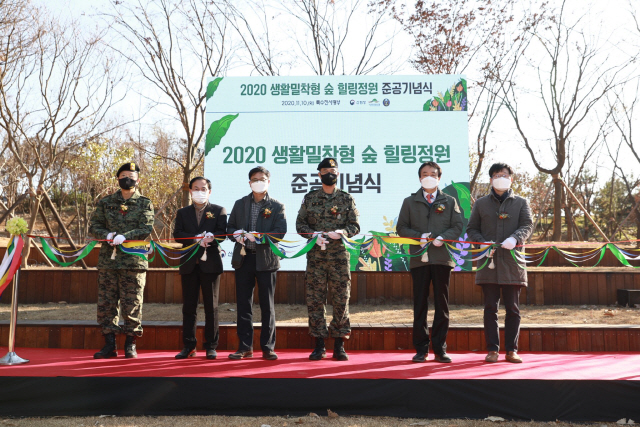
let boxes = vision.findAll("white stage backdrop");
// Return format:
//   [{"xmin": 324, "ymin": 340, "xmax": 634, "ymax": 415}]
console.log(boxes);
[{"xmin": 204, "ymin": 75, "xmax": 470, "ymax": 271}]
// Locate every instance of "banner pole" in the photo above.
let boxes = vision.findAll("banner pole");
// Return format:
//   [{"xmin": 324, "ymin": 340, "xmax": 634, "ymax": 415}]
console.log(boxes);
[{"xmin": 0, "ymin": 269, "xmax": 30, "ymax": 365}]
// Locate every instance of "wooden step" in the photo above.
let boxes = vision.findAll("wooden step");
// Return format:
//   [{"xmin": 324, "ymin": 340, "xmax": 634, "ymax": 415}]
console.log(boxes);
[
  {"xmin": 2, "ymin": 267, "xmax": 639, "ymax": 306},
  {"xmin": 2, "ymin": 320, "xmax": 639, "ymax": 352}
]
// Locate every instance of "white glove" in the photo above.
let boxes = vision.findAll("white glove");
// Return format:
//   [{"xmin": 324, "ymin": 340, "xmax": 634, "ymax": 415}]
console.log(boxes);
[
  {"xmin": 501, "ymin": 236, "xmax": 517, "ymax": 250},
  {"xmin": 480, "ymin": 241, "xmax": 494, "ymax": 250},
  {"xmin": 315, "ymin": 234, "xmax": 328, "ymax": 247},
  {"xmin": 245, "ymin": 232, "xmax": 256, "ymax": 243},
  {"xmin": 112, "ymin": 234, "xmax": 126, "ymax": 245},
  {"xmin": 106, "ymin": 232, "xmax": 116, "ymax": 245},
  {"xmin": 419, "ymin": 232, "xmax": 432, "ymax": 248},
  {"xmin": 233, "ymin": 229, "xmax": 246, "ymax": 243},
  {"xmin": 327, "ymin": 230, "xmax": 344, "ymax": 240},
  {"xmin": 432, "ymin": 236, "xmax": 444, "ymax": 247}
]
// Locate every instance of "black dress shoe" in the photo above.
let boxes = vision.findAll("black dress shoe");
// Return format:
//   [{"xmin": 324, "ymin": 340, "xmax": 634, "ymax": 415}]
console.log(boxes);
[
  {"xmin": 412, "ymin": 352, "xmax": 428, "ymax": 363},
  {"xmin": 434, "ymin": 352, "xmax": 452, "ymax": 363},
  {"xmin": 262, "ymin": 350, "xmax": 278, "ymax": 360},
  {"xmin": 175, "ymin": 347, "xmax": 196, "ymax": 359},
  {"xmin": 228, "ymin": 349, "xmax": 253, "ymax": 360},
  {"xmin": 206, "ymin": 349, "xmax": 217, "ymax": 360}
]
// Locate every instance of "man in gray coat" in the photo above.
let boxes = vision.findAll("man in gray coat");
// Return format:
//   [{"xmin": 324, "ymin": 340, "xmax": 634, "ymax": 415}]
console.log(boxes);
[
  {"xmin": 397, "ymin": 161, "xmax": 464, "ymax": 363},
  {"xmin": 227, "ymin": 166, "xmax": 287, "ymax": 360},
  {"xmin": 467, "ymin": 163, "xmax": 533, "ymax": 363}
]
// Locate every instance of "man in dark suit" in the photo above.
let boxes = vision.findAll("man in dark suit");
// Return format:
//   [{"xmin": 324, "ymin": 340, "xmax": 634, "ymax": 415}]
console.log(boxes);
[
  {"xmin": 227, "ymin": 166, "xmax": 287, "ymax": 360},
  {"xmin": 173, "ymin": 176, "xmax": 227, "ymax": 360}
]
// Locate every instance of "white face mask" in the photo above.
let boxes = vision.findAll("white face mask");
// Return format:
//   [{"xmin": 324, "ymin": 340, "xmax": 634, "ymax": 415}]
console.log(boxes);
[
  {"xmin": 250, "ymin": 180, "xmax": 269, "ymax": 194},
  {"xmin": 492, "ymin": 177, "xmax": 512, "ymax": 191},
  {"xmin": 420, "ymin": 176, "xmax": 439, "ymax": 190},
  {"xmin": 191, "ymin": 190, "xmax": 209, "ymax": 204}
]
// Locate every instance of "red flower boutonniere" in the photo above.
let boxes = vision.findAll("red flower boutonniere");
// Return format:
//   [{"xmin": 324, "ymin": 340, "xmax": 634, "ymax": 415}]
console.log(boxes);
[
  {"xmin": 206, "ymin": 212, "xmax": 214, "ymax": 219},
  {"xmin": 120, "ymin": 204, "xmax": 128, "ymax": 216},
  {"xmin": 498, "ymin": 212, "xmax": 510, "ymax": 219},
  {"xmin": 262, "ymin": 208, "xmax": 272, "ymax": 219},
  {"xmin": 330, "ymin": 206, "xmax": 339, "ymax": 216},
  {"xmin": 435, "ymin": 204, "xmax": 445, "ymax": 214}
]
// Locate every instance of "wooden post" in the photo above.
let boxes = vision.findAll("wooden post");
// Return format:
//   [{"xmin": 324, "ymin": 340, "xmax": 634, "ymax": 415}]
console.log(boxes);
[
  {"xmin": 29, "ymin": 238, "xmax": 53, "ymax": 267},
  {"xmin": 38, "ymin": 204, "xmax": 65, "ymax": 263},
  {"xmin": 40, "ymin": 189, "xmax": 89, "ymax": 269},
  {"xmin": 559, "ymin": 179, "xmax": 610, "ymax": 243}
]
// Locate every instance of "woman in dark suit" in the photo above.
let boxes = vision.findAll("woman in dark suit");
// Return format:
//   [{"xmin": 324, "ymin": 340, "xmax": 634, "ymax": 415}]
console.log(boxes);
[{"xmin": 173, "ymin": 176, "xmax": 227, "ymax": 360}]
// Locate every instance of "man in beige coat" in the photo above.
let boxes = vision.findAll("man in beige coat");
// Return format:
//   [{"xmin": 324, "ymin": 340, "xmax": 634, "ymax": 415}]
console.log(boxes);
[{"xmin": 467, "ymin": 163, "xmax": 533, "ymax": 363}]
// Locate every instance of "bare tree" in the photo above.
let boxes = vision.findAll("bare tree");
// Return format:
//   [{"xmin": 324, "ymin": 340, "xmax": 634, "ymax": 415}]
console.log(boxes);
[
  {"xmin": 283, "ymin": 0, "xmax": 399, "ymax": 75},
  {"xmin": 0, "ymin": 4, "xmax": 124, "ymax": 264},
  {"xmin": 375, "ymin": 0, "xmax": 546, "ymax": 193},
  {"xmin": 500, "ymin": 0, "xmax": 633, "ymax": 241},
  {"xmin": 219, "ymin": 0, "xmax": 287, "ymax": 76},
  {"xmin": 103, "ymin": 0, "xmax": 232, "ymax": 207}
]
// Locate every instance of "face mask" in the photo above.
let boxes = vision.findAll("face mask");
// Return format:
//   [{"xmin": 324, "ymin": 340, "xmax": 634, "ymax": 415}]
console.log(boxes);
[
  {"xmin": 321, "ymin": 172, "xmax": 337, "ymax": 186},
  {"xmin": 191, "ymin": 190, "xmax": 209, "ymax": 204},
  {"xmin": 118, "ymin": 177, "xmax": 137, "ymax": 190},
  {"xmin": 420, "ymin": 176, "xmax": 439, "ymax": 189},
  {"xmin": 492, "ymin": 177, "xmax": 512, "ymax": 191},
  {"xmin": 250, "ymin": 181, "xmax": 268, "ymax": 193}
]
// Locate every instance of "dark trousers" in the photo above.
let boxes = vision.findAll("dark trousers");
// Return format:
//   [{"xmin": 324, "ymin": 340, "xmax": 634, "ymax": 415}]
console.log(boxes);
[
  {"xmin": 411, "ymin": 264, "xmax": 452, "ymax": 355},
  {"xmin": 181, "ymin": 264, "xmax": 220, "ymax": 350},
  {"xmin": 482, "ymin": 284, "xmax": 522, "ymax": 352},
  {"xmin": 235, "ymin": 253, "xmax": 277, "ymax": 352}
]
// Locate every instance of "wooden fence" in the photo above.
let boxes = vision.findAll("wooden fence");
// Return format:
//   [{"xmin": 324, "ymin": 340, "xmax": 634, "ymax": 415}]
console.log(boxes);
[{"xmin": 2, "ymin": 267, "xmax": 639, "ymax": 306}]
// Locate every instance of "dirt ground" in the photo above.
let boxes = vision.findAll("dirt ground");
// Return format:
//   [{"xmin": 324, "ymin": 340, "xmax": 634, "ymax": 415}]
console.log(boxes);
[
  {"xmin": 0, "ymin": 415, "xmax": 630, "ymax": 427},
  {"xmin": 1, "ymin": 302, "xmax": 638, "ymax": 324}
]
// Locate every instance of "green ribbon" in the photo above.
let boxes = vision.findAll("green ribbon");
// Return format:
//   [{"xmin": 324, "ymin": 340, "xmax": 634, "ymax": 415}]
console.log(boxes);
[
  {"xmin": 40, "ymin": 238, "xmax": 97, "ymax": 267},
  {"xmin": 146, "ymin": 241, "xmax": 202, "ymax": 268},
  {"xmin": 268, "ymin": 236, "xmax": 317, "ymax": 259},
  {"xmin": 606, "ymin": 243, "xmax": 640, "ymax": 268}
]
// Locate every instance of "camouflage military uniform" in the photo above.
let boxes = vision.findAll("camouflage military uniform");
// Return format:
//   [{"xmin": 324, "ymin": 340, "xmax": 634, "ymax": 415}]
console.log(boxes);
[
  {"xmin": 296, "ymin": 188, "xmax": 360, "ymax": 338},
  {"xmin": 89, "ymin": 189, "xmax": 154, "ymax": 337}
]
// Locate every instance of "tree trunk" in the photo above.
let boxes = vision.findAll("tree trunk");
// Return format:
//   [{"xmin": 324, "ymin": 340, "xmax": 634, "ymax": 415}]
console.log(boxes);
[
  {"xmin": 181, "ymin": 170, "xmax": 191, "ymax": 208},
  {"xmin": 22, "ymin": 194, "xmax": 42, "ymax": 268},
  {"xmin": 563, "ymin": 191, "xmax": 573, "ymax": 242},
  {"xmin": 552, "ymin": 176, "xmax": 563, "ymax": 241}
]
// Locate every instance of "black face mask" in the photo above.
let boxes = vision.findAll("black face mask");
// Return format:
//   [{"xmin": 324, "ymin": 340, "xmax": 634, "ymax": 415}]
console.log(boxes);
[
  {"xmin": 320, "ymin": 172, "xmax": 337, "ymax": 186},
  {"xmin": 118, "ymin": 177, "xmax": 137, "ymax": 190}
]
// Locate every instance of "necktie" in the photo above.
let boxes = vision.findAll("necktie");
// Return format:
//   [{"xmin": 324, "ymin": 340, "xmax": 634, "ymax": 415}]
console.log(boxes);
[{"xmin": 427, "ymin": 193, "xmax": 434, "ymax": 204}]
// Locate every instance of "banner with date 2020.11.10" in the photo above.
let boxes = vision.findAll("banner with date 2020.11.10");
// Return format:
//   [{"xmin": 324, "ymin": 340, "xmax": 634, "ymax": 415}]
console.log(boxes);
[{"xmin": 204, "ymin": 75, "xmax": 470, "ymax": 271}]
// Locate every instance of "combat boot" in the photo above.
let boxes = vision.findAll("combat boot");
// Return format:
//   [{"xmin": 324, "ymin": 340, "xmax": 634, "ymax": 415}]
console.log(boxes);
[
  {"xmin": 309, "ymin": 337, "xmax": 326, "ymax": 361},
  {"xmin": 125, "ymin": 336, "xmax": 137, "ymax": 359},
  {"xmin": 94, "ymin": 333, "xmax": 117, "ymax": 359},
  {"xmin": 333, "ymin": 337, "xmax": 349, "ymax": 361}
]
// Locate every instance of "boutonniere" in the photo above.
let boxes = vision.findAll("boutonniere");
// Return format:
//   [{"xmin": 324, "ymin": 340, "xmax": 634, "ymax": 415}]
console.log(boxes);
[
  {"xmin": 435, "ymin": 204, "xmax": 445, "ymax": 214},
  {"xmin": 262, "ymin": 208, "xmax": 272, "ymax": 218},
  {"xmin": 206, "ymin": 212, "xmax": 214, "ymax": 219},
  {"xmin": 120, "ymin": 204, "xmax": 128, "ymax": 215},
  {"xmin": 330, "ymin": 206, "xmax": 339, "ymax": 216},
  {"xmin": 498, "ymin": 212, "xmax": 510, "ymax": 219}
]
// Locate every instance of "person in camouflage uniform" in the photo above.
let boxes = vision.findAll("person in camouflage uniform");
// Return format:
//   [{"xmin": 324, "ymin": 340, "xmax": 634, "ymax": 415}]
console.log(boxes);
[
  {"xmin": 89, "ymin": 162, "xmax": 154, "ymax": 359},
  {"xmin": 296, "ymin": 157, "xmax": 360, "ymax": 361}
]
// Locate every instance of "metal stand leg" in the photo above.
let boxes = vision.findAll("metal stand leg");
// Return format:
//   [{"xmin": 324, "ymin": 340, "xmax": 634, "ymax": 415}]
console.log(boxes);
[{"xmin": 0, "ymin": 270, "xmax": 29, "ymax": 365}]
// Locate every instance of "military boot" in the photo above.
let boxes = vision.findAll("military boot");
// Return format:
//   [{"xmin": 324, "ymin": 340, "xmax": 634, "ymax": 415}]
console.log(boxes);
[
  {"xmin": 333, "ymin": 337, "xmax": 349, "ymax": 361},
  {"xmin": 94, "ymin": 333, "xmax": 117, "ymax": 359},
  {"xmin": 125, "ymin": 336, "xmax": 138, "ymax": 359},
  {"xmin": 309, "ymin": 337, "xmax": 326, "ymax": 361}
]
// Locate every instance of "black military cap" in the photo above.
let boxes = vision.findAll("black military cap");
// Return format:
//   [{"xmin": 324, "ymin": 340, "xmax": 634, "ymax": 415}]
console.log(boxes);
[
  {"xmin": 116, "ymin": 162, "xmax": 140, "ymax": 177},
  {"xmin": 317, "ymin": 157, "xmax": 338, "ymax": 170}
]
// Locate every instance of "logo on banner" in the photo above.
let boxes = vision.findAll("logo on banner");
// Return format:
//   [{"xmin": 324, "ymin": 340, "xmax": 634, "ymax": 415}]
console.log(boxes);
[
  {"xmin": 383, "ymin": 98, "xmax": 390, "ymax": 107},
  {"xmin": 350, "ymin": 99, "xmax": 355, "ymax": 105},
  {"xmin": 369, "ymin": 98, "xmax": 380, "ymax": 106}
]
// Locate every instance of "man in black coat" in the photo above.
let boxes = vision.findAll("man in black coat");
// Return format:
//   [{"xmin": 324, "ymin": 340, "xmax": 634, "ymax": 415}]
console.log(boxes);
[
  {"xmin": 227, "ymin": 166, "xmax": 287, "ymax": 360},
  {"xmin": 173, "ymin": 176, "xmax": 227, "ymax": 360}
]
